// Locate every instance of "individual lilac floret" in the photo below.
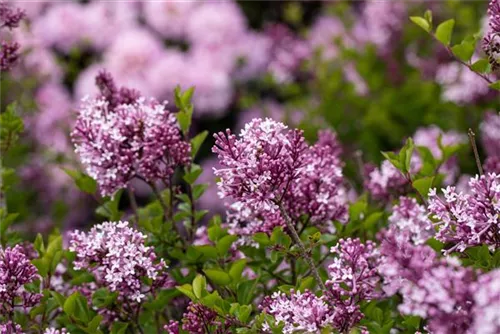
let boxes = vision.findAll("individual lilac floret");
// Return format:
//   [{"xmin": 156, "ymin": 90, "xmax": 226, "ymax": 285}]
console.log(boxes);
[
  {"xmin": 72, "ymin": 72, "xmax": 190, "ymax": 196},
  {"xmin": 326, "ymin": 238, "xmax": 381, "ymax": 332},
  {"xmin": 287, "ymin": 129, "xmax": 348, "ymax": 226},
  {"xmin": 213, "ymin": 118, "xmax": 307, "ymax": 213},
  {"xmin": 260, "ymin": 290, "xmax": 336, "ymax": 334},
  {"xmin": 472, "ymin": 269, "xmax": 500, "ymax": 334},
  {"xmin": 0, "ymin": 322, "xmax": 23, "ymax": 334},
  {"xmin": 398, "ymin": 259, "xmax": 476, "ymax": 334},
  {"xmin": 0, "ymin": 245, "xmax": 41, "ymax": 316},
  {"xmin": 43, "ymin": 329, "xmax": 69, "ymax": 334},
  {"xmin": 388, "ymin": 197, "xmax": 434, "ymax": 245},
  {"xmin": 428, "ymin": 173, "xmax": 500, "ymax": 254},
  {"xmin": 163, "ymin": 320, "xmax": 179, "ymax": 334},
  {"xmin": 412, "ymin": 126, "xmax": 466, "ymax": 184},
  {"xmin": 364, "ymin": 160, "xmax": 409, "ymax": 201},
  {"xmin": 0, "ymin": 1, "xmax": 25, "ymax": 72},
  {"xmin": 69, "ymin": 221, "xmax": 168, "ymax": 302}
]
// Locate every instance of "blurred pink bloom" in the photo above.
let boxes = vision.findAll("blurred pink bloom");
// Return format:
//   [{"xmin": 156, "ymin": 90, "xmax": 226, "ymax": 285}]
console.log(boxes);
[
  {"xmin": 309, "ymin": 15, "xmax": 345, "ymax": 60},
  {"xmin": 143, "ymin": 1, "xmax": 197, "ymax": 39}
]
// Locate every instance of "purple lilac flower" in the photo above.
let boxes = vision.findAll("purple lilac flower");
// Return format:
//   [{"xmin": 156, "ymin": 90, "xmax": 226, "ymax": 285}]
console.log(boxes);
[
  {"xmin": 69, "ymin": 221, "xmax": 168, "ymax": 302},
  {"xmin": 326, "ymin": 238, "xmax": 381, "ymax": 332},
  {"xmin": 435, "ymin": 61, "xmax": 492, "ymax": 104},
  {"xmin": 265, "ymin": 24, "xmax": 311, "ymax": 83},
  {"xmin": 309, "ymin": 15, "xmax": 346, "ymax": 61},
  {"xmin": 388, "ymin": 197, "xmax": 434, "ymax": 246},
  {"xmin": 364, "ymin": 160, "xmax": 409, "ymax": 201},
  {"xmin": 0, "ymin": 1, "xmax": 25, "ymax": 72},
  {"xmin": 163, "ymin": 320, "xmax": 179, "ymax": 334},
  {"xmin": 143, "ymin": 1, "xmax": 196, "ymax": 40},
  {"xmin": 482, "ymin": 0, "xmax": 500, "ymax": 71},
  {"xmin": 472, "ymin": 269, "xmax": 500, "ymax": 334},
  {"xmin": 287, "ymin": 129, "xmax": 348, "ymax": 227},
  {"xmin": 213, "ymin": 118, "xmax": 307, "ymax": 214},
  {"xmin": 180, "ymin": 302, "xmax": 229, "ymax": 334},
  {"xmin": 260, "ymin": 290, "xmax": 336, "ymax": 333},
  {"xmin": 352, "ymin": 0, "xmax": 406, "ymax": 55},
  {"xmin": 0, "ymin": 322, "xmax": 23, "ymax": 334},
  {"xmin": 0, "ymin": 245, "xmax": 41, "ymax": 316},
  {"xmin": 72, "ymin": 71, "xmax": 190, "ymax": 196},
  {"xmin": 428, "ymin": 173, "xmax": 500, "ymax": 254},
  {"xmin": 398, "ymin": 258, "xmax": 476, "ymax": 334}
]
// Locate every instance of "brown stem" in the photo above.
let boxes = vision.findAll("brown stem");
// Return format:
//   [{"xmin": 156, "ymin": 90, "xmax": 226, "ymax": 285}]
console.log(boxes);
[
  {"xmin": 127, "ymin": 187, "xmax": 140, "ymax": 226},
  {"xmin": 468, "ymin": 128, "xmax": 484, "ymax": 176},
  {"xmin": 278, "ymin": 204, "xmax": 328, "ymax": 292}
]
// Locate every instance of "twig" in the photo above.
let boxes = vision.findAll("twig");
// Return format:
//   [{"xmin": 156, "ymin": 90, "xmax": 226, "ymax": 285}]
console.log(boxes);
[
  {"xmin": 277, "ymin": 204, "xmax": 328, "ymax": 292},
  {"xmin": 468, "ymin": 128, "xmax": 484, "ymax": 176}
]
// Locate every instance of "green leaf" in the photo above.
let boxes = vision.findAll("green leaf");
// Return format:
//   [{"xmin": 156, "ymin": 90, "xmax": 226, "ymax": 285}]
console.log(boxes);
[
  {"xmin": 176, "ymin": 284, "xmax": 196, "ymax": 300},
  {"xmin": 183, "ymin": 164, "xmax": 203, "ymax": 185},
  {"xmin": 489, "ymin": 80, "xmax": 500, "ymax": 91},
  {"xmin": 253, "ymin": 233, "xmax": 270, "ymax": 247},
  {"xmin": 204, "ymin": 268, "xmax": 232, "ymax": 286},
  {"xmin": 229, "ymin": 259, "xmax": 247, "ymax": 282},
  {"xmin": 435, "ymin": 19, "xmax": 455, "ymax": 46},
  {"xmin": 297, "ymin": 276, "xmax": 314, "ymax": 292},
  {"xmin": 381, "ymin": 151, "xmax": 401, "ymax": 170},
  {"xmin": 92, "ymin": 288, "xmax": 118, "ymax": 308},
  {"xmin": 63, "ymin": 292, "xmax": 90, "ymax": 323},
  {"xmin": 413, "ymin": 176, "xmax": 434, "ymax": 198},
  {"xmin": 400, "ymin": 138, "xmax": 414, "ymax": 173},
  {"xmin": 237, "ymin": 279, "xmax": 259, "ymax": 305},
  {"xmin": 471, "ymin": 59, "xmax": 491, "ymax": 74},
  {"xmin": 95, "ymin": 190, "xmax": 123, "ymax": 220},
  {"xmin": 0, "ymin": 103, "xmax": 24, "ymax": 154},
  {"xmin": 64, "ymin": 169, "xmax": 97, "ymax": 194},
  {"xmin": 191, "ymin": 131, "xmax": 208, "ymax": 158},
  {"xmin": 111, "ymin": 322, "xmax": 128, "ymax": 334},
  {"xmin": 216, "ymin": 234, "xmax": 238, "ymax": 255},
  {"xmin": 86, "ymin": 315, "xmax": 103, "ymax": 333},
  {"xmin": 451, "ymin": 36, "xmax": 476, "ymax": 62},
  {"xmin": 410, "ymin": 16, "xmax": 431, "ymax": 33},
  {"xmin": 50, "ymin": 291, "xmax": 66, "ymax": 308},
  {"xmin": 193, "ymin": 274, "xmax": 206, "ymax": 299}
]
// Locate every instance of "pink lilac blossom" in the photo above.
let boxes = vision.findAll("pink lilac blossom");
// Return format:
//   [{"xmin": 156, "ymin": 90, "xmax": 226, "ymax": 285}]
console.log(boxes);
[
  {"xmin": 398, "ymin": 258, "xmax": 476, "ymax": 334},
  {"xmin": 481, "ymin": 112, "xmax": 500, "ymax": 173},
  {"xmin": 213, "ymin": 118, "xmax": 307, "ymax": 214},
  {"xmin": 72, "ymin": 71, "xmax": 190, "ymax": 196},
  {"xmin": 0, "ymin": 2, "xmax": 25, "ymax": 29},
  {"xmin": 435, "ymin": 61, "xmax": 491, "ymax": 104},
  {"xmin": 364, "ymin": 160, "xmax": 409, "ymax": 201},
  {"xmin": 265, "ymin": 24, "xmax": 311, "ymax": 83},
  {"xmin": 309, "ymin": 15, "xmax": 346, "ymax": 60},
  {"xmin": 0, "ymin": 245, "xmax": 41, "ymax": 316},
  {"xmin": 287, "ymin": 129, "xmax": 348, "ymax": 227},
  {"xmin": 428, "ymin": 173, "xmax": 500, "ymax": 254},
  {"xmin": 260, "ymin": 290, "xmax": 336, "ymax": 334},
  {"xmin": 185, "ymin": 1, "xmax": 246, "ymax": 48},
  {"xmin": 30, "ymin": 2, "xmax": 89, "ymax": 53},
  {"xmin": 143, "ymin": 1, "xmax": 197, "ymax": 39},
  {"xmin": 388, "ymin": 197, "xmax": 434, "ymax": 246},
  {"xmin": 326, "ymin": 238, "xmax": 381, "ymax": 332},
  {"xmin": 352, "ymin": 0, "xmax": 407, "ymax": 55},
  {"xmin": 163, "ymin": 320, "xmax": 179, "ymax": 334},
  {"xmin": 413, "ymin": 126, "xmax": 466, "ymax": 184},
  {"xmin": 472, "ymin": 269, "xmax": 500, "ymax": 334},
  {"xmin": 69, "ymin": 221, "xmax": 169, "ymax": 302}
]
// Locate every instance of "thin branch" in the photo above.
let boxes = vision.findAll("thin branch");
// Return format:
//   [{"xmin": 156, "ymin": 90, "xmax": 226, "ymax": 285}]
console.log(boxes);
[
  {"xmin": 468, "ymin": 128, "xmax": 484, "ymax": 176},
  {"xmin": 277, "ymin": 204, "xmax": 328, "ymax": 293}
]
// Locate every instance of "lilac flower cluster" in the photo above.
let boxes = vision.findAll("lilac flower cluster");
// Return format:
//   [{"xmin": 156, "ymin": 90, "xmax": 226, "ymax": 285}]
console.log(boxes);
[
  {"xmin": 481, "ymin": 112, "xmax": 500, "ymax": 174},
  {"xmin": 399, "ymin": 258, "xmax": 476, "ymax": 334},
  {"xmin": 0, "ymin": 1, "xmax": 25, "ymax": 72},
  {"xmin": 364, "ymin": 160, "xmax": 409, "ymax": 201},
  {"xmin": 428, "ymin": 173, "xmax": 500, "ymax": 254},
  {"xmin": 179, "ymin": 302, "xmax": 225, "ymax": 334},
  {"xmin": 388, "ymin": 197, "xmax": 434, "ymax": 245},
  {"xmin": 0, "ymin": 322, "xmax": 23, "ymax": 334},
  {"xmin": 0, "ymin": 245, "xmax": 41, "ymax": 316},
  {"xmin": 472, "ymin": 269, "xmax": 500, "ymax": 334},
  {"xmin": 483, "ymin": 0, "xmax": 500, "ymax": 71},
  {"xmin": 69, "ymin": 221, "xmax": 168, "ymax": 302},
  {"xmin": 72, "ymin": 72, "xmax": 190, "ymax": 196},
  {"xmin": 260, "ymin": 290, "xmax": 336, "ymax": 333},
  {"xmin": 326, "ymin": 238, "xmax": 381, "ymax": 332},
  {"xmin": 214, "ymin": 119, "xmax": 348, "ymax": 236}
]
